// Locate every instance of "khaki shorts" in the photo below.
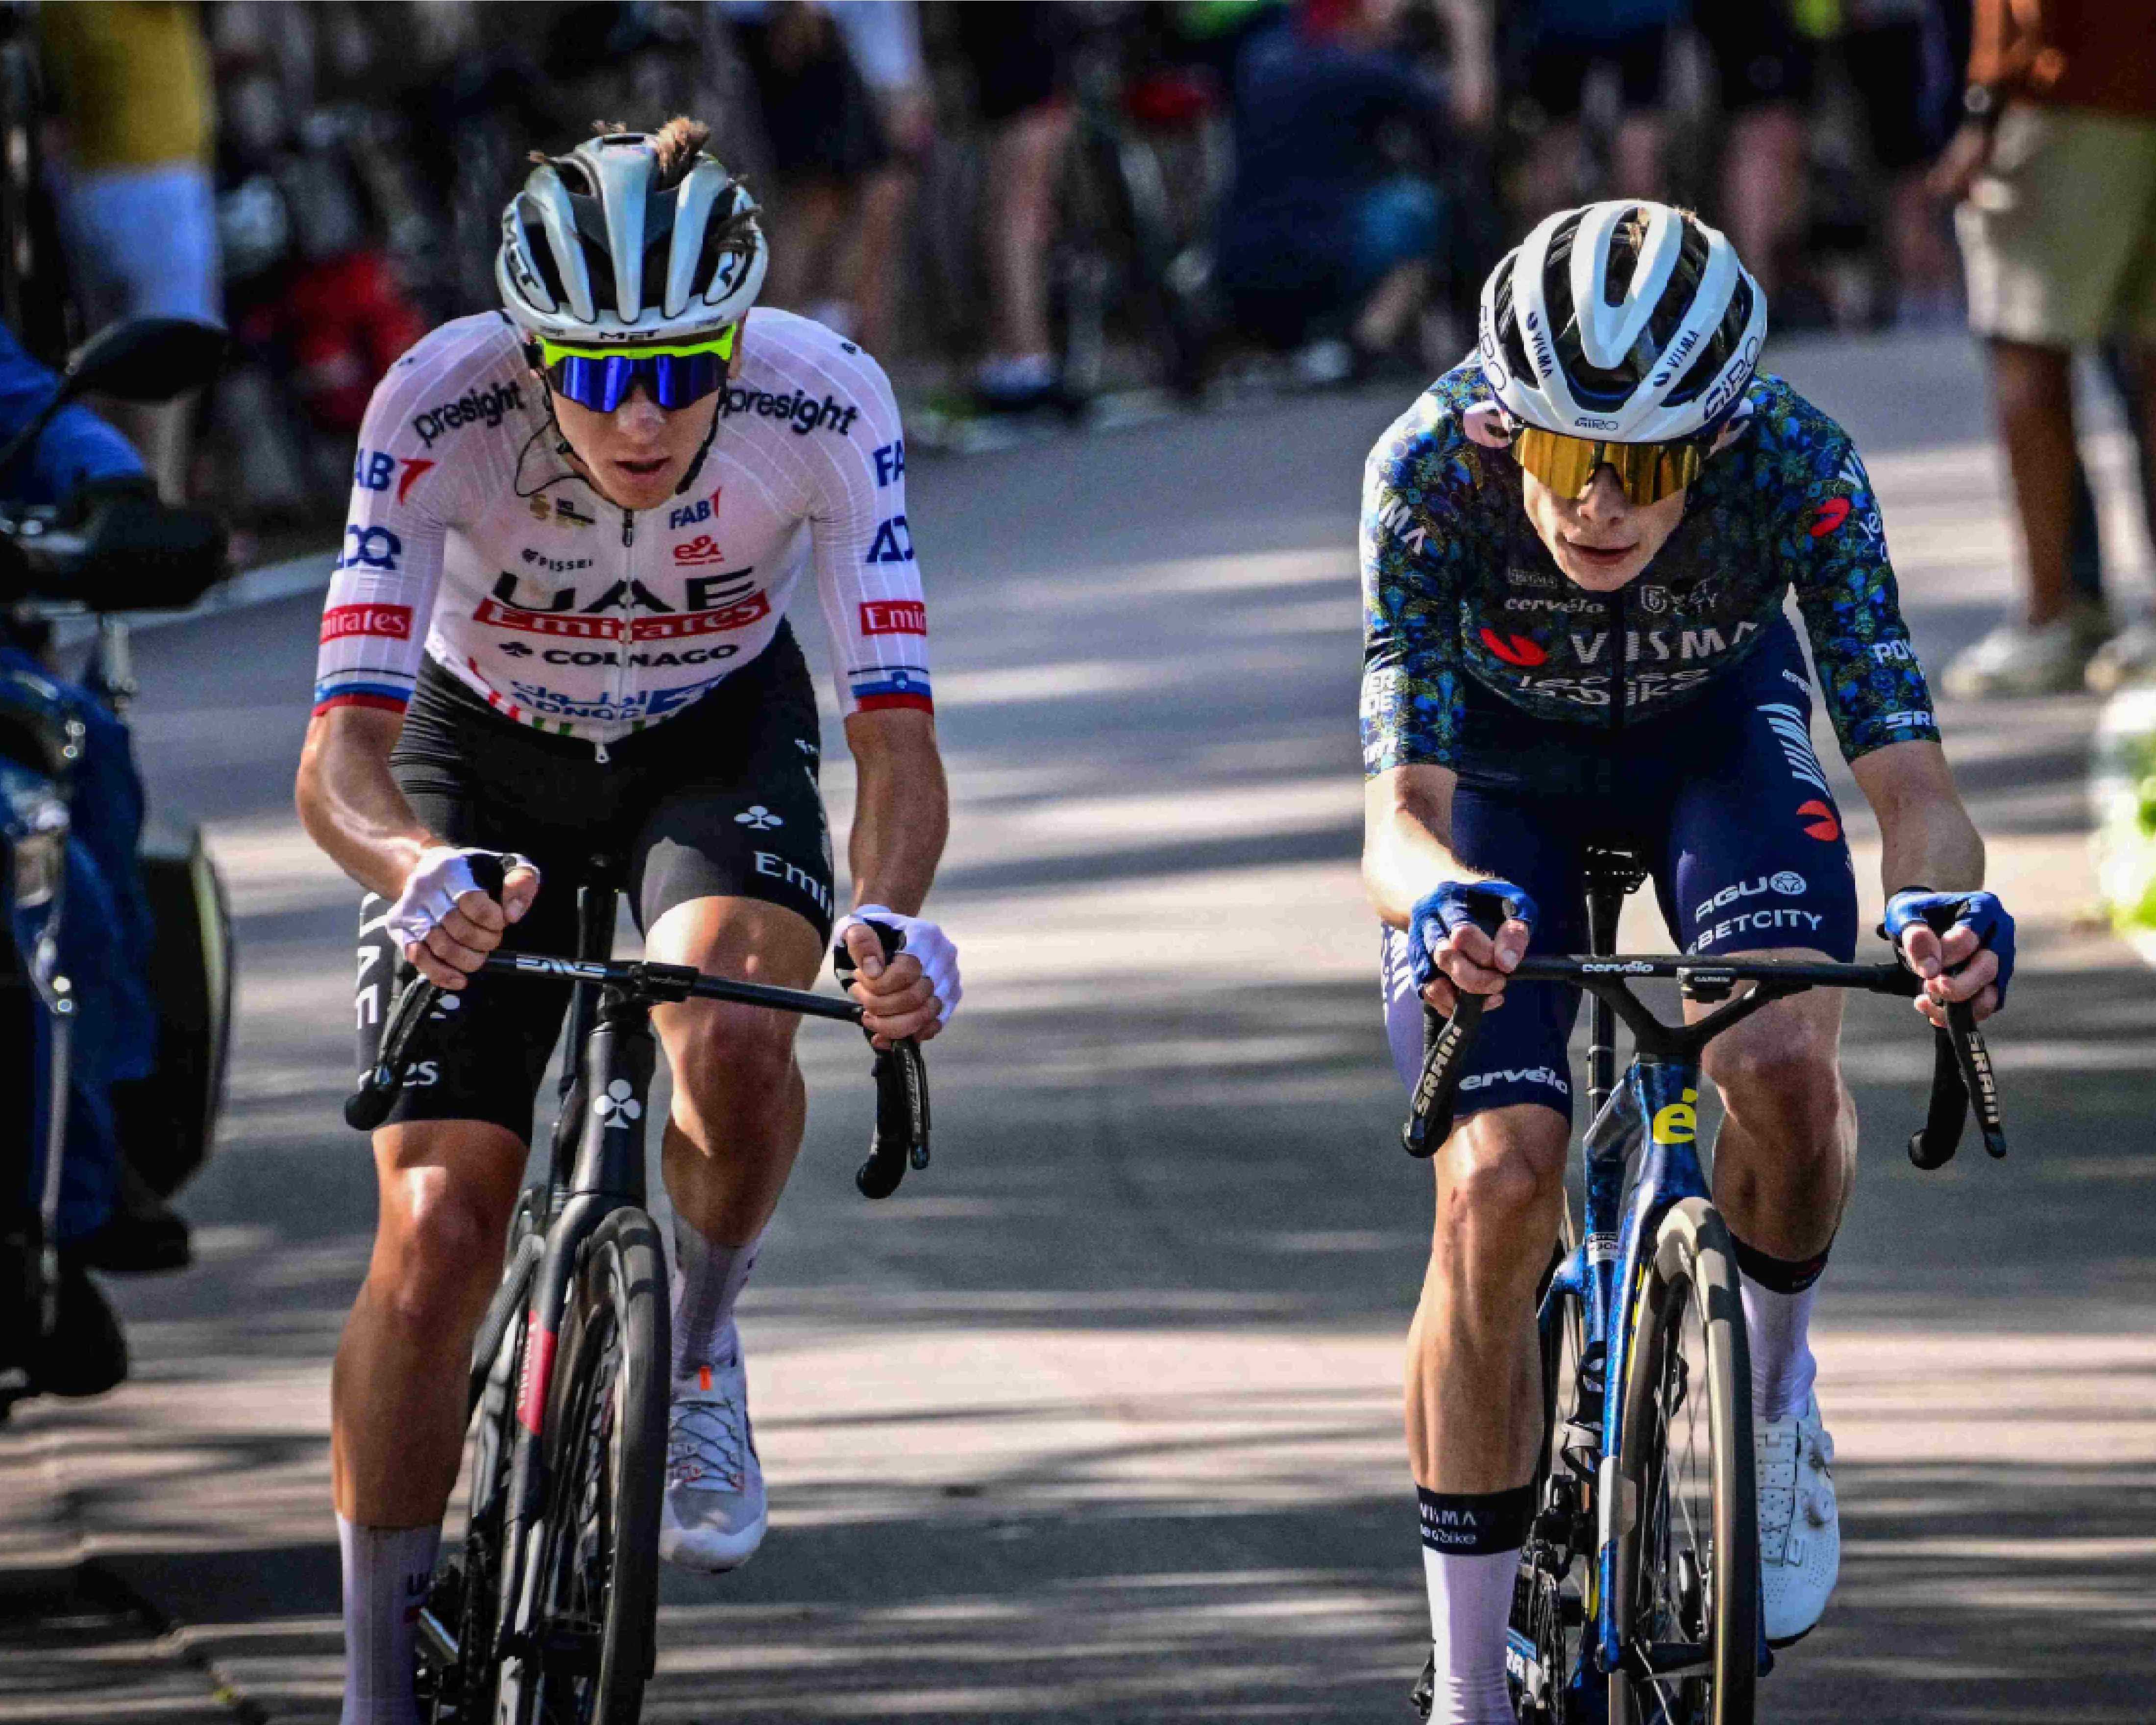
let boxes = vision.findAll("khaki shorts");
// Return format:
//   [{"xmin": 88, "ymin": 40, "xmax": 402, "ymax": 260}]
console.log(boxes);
[{"xmin": 1957, "ymin": 103, "xmax": 2156, "ymax": 345}]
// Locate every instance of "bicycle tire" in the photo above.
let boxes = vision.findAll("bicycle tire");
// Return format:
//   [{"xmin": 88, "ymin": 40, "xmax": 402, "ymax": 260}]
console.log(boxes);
[
  {"xmin": 499, "ymin": 1207, "xmax": 669, "ymax": 1725},
  {"xmin": 422, "ymin": 1191, "xmax": 539, "ymax": 1723},
  {"xmin": 1607, "ymin": 1198, "xmax": 1757, "ymax": 1725},
  {"xmin": 1509, "ymin": 1245, "xmax": 1587, "ymax": 1725}
]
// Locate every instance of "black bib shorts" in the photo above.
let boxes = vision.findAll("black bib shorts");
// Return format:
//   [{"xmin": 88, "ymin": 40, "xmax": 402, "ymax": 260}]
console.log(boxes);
[{"xmin": 351, "ymin": 624, "xmax": 835, "ymax": 1142}]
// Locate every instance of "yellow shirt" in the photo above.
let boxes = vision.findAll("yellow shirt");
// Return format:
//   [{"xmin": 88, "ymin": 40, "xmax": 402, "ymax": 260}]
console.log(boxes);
[{"xmin": 39, "ymin": 2, "xmax": 213, "ymax": 172}]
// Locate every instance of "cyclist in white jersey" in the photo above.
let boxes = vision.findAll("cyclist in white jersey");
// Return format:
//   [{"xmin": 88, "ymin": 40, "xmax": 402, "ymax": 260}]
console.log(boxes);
[{"xmin": 295, "ymin": 120, "xmax": 961, "ymax": 1725}]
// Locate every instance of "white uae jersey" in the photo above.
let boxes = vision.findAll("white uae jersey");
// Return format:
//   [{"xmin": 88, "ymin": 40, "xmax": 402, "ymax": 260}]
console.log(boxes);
[{"xmin": 312, "ymin": 308, "xmax": 930, "ymax": 747}]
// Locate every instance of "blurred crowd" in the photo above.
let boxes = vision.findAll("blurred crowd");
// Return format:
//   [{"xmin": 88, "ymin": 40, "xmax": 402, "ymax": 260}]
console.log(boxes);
[{"xmin": 10, "ymin": 0, "xmax": 2155, "ymax": 692}]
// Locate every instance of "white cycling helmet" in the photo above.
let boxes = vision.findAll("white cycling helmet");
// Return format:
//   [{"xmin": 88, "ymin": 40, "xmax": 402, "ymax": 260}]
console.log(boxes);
[
  {"xmin": 496, "ymin": 125, "xmax": 768, "ymax": 345},
  {"xmin": 1476, "ymin": 200, "xmax": 1766, "ymax": 443}
]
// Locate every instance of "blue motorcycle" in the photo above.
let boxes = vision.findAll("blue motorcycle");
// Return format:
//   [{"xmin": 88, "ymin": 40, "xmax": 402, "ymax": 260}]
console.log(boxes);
[{"xmin": 0, "ymin": 316, "xmax": 230, "ymax": 1416}]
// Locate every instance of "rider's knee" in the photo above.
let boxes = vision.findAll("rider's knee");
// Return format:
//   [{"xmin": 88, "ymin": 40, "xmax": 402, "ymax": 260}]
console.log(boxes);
[
  {"xmin": 1437, "ymin": 1108, "xmax": 1569, "ymax": 1248},
  {"xmin": 667, "ymin": 1000, "xmax": 800, "ymax": 1126},
  {"xmin": 1705, "ymin": 1027, "xmax": 1844, "ymax": 1144},
  {"xmin": 379, "ymin": 1173, "xmax": 501, "ymax": 1330}
]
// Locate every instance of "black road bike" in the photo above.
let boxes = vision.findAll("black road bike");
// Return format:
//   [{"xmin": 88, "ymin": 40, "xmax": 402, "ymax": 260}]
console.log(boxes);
[
  {"xmin": 345, "ymin": 865, "xmax": 930, "ymax": 1725},
  {"xmin": 1404, "ymin": 848, "xmax": 2006, "ymax": 1724}
]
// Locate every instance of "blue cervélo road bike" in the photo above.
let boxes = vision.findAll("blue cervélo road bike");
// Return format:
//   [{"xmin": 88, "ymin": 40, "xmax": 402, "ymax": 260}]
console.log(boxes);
[{"xmin": 1403, "ymin": 846, "xmax": 2006, "ymax": 1725}]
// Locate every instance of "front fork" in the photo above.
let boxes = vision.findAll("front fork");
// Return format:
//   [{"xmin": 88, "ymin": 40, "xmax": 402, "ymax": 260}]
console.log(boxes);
[
  {"xmin": 495, "ymin": 990, "xmax": 657, "ymax": 1662},
  {"xmin": 1540, "ymin": 1057, "xmax": 1711, "ymax": 1685}
]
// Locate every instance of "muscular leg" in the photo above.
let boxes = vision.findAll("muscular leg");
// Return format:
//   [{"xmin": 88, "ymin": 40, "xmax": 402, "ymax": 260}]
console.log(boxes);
[
  {"xmin": 646, "ymin": 896, "xmax": 824, "ymax": 1254},
  {"xmin": 1407, "ymin": 1102, "xmax": 1570, "ymax": 1724},
  {"xmin": 330, "ymin": 1120, "xmax": 527, "ymax": 1725},
  {"xmin": 1694, "ymin": 959, "xmax": 1853, "ymax": 1261},
  {"xmin": 332, "ymin": 1123, "xmax": 529, "ymax": 1523},
  {"xmin": 1407, "ymin": 1104, "xmax": 1571, "ymax": 1490}
]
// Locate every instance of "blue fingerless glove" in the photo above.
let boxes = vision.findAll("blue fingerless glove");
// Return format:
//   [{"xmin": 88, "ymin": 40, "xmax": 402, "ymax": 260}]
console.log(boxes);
[
  {"xmin": 1882, "ymin": 887, "xmax": 2015, "ymax": 1006},
  {"xmin": 1408, "ymin": 880, "xmax": 1541, "ymax": 988}
]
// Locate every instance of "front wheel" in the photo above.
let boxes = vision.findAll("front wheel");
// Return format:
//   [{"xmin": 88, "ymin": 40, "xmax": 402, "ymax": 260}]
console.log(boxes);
[
  {"xmin": 1608, "ymin": 1198, "xmax": 1758, "ymax": 1725},
  {"xmin": 498, "ymin": 1208, "xmax": 669, "ymax": 1725}
]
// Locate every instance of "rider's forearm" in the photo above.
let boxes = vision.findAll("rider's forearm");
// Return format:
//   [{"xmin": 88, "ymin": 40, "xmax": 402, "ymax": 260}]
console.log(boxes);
[
  {"xmin": 295, "ymin": 707, "xmax": 438, "ymax": 901},
  {"xmin": 842, "ymin": 709, "xmax": 948, "ymax": 916},
  {"xmin": 1851, "ymin": 739, "xmax": 1985, "ymax": 896},
  {"xmin": 1363, "ymin": 764, "xmax": 1478, "ymax": 928}
]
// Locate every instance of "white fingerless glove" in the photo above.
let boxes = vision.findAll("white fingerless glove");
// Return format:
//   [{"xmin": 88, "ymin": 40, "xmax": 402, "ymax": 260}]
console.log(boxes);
[
  {"xmin": 386, "ymin": 846, "xmax": 537, "ymax": 950},
  {"xmin": 833, "ymin": 904, "xmax": 962, "ymax": 1025}
]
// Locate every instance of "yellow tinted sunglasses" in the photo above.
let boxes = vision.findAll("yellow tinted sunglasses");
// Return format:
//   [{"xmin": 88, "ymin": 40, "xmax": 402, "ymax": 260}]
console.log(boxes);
[{"xmin": 1513, "ymin": 425, "xmax": 1707, "ymax": 506}]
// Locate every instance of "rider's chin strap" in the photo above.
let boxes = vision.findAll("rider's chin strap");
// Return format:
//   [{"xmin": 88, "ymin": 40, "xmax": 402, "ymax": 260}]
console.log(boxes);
[{"xmin": 674, "ymin": 398, "xmax": 722, "ymax": 495}]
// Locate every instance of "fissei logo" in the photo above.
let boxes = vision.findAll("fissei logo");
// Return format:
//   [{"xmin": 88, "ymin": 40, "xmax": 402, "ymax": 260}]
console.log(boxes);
[
  {"xmin": 1479, "ymin": 627, "xmax": 1546, "ymax": 667},
  {"xmin": 865, "ymin": 515, "xmax": 915, "ymax": 564},
  {"xmin": 352, "ymin": 450, "xmax": 435, "ymax": 504},
  {"xmin": 410, "ymin": 379, "xmax": 524, "ymax": 447},
  {"xmin": 668, "ymin": 486, "xmax": 721, "ymax": 532},
  {"xmin": 320, "ymin": 603, "xmax": 413, "ymax": 643},
  {"xmin": 519, "ymin": 548, "xmax": 591, "ymax": 574},
  {"xmin": 873, "ymin": 439, "xmax": 906, "ymax": 487},
  {"xmin": 338, "ymin": 525, "xmax": 403, "ymax": 571},
  {"xmin": 674, "ymin": 535, "xmax": 726, "ymax": 566},
  {"xmin": 859, "ymin": 599, "xmax": 926, "ymax": 636}
]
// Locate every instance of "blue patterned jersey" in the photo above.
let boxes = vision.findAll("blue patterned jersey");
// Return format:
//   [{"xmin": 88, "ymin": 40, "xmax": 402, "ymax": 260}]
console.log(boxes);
[{"xmin": 1359, "ymin": 362, "xmax": 1938, "ymax": 776}]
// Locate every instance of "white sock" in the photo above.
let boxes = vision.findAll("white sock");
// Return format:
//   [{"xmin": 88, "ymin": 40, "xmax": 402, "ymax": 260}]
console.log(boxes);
[
  {"xmin": 1742, "ymin": 1275, "xmax": 1819, "ymax": 1424},
  {"xmin": 1417, "ymin": 1483, "xmax": 1527, "ymax": 1723},
  {"xmin": 670, "ymin": 1218, "xmax": 763, "ymax": 1387},
  {"xmin": 1421, "ymin": 1547, "xmax": 1518, "ymax": 1722},
  {"xmin": 336, "ymin": 1516, "xmax": 438, "ymax": 1725}
]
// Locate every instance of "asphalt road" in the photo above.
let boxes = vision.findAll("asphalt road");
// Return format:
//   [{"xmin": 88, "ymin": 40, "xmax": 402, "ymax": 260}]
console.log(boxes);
[{"xmin": 4, "ymin": 330, "xmax": 2154, "ymax": 1724}]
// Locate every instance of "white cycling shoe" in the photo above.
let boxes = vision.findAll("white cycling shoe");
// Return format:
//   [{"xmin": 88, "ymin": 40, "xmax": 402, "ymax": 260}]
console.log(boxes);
[
  {"xmin": 659, "ymin": 1361, "xmax": 768, "ymax": 1574},
  {"xmin": 1755, "ymin": 1393, "xmax": 1838, "ymax": 1646}
]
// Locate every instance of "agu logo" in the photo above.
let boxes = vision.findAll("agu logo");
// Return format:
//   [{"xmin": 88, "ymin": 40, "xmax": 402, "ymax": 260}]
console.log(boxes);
[
  {"xmin": 1796, "ymin": 799, "xmax": 1840, "ymax": 841},
  {"xmin": 1479, "ymin": 627, "xmax": 1546, "ymax": 667}
]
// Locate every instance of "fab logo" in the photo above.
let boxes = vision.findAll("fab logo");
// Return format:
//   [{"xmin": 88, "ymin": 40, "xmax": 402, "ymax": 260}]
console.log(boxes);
[{"xmin": 668, "ymin": 486, "xmax": 721, "ymax": 533}]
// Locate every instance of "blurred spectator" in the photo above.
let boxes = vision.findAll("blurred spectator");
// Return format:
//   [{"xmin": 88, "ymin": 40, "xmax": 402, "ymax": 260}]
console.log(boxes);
[
  {"xmin": 1693, "ymin": 0, "xmax": 1814, "ymax": 309},
  {"xmin": 951, "ymin": 1, "xmax": 1080, "ymax": 411},
  {"xmin": 1843, "ymin": 0, "xmax": 1965, "ymax": 326},
  {"xmin": 828, "ymin": 1, "xmax": 934, "ymax": 354},
  {"xmin": 207, "ymin": 1, "xmax": 427, "ymax": 519},
  {"xmin": 731, "ymin": 3, "xmax": 893, "ymax": 340},
  {"xmin": 38, "ymin": 0, "xmax": 220, "ymax": 500},
  {"xmin": 1214, "ymin": 0, "xmax": 1451, "ymax": 372},
  {"xmin": 1517, "ymin": 0, "xmax": 1682, "ymax": 214},
  {"xmin": 1933, "ymin": 0, "xmax": 2156, "ymax": 696}
]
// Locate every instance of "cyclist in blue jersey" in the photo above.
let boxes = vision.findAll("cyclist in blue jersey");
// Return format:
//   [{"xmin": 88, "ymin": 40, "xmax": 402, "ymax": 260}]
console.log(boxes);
[{"xmin": 1360, "ymin": 201, "xmax": 2014, "ymax": 1718}]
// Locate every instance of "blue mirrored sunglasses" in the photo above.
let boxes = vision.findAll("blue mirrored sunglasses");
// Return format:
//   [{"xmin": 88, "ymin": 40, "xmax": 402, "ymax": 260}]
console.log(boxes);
[{"xmin": 537, "ymin": 331, "xmax": 736, "ymax": 412}]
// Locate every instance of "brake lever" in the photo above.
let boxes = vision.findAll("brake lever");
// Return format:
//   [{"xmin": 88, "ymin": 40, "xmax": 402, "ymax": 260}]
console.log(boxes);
[
  {"xmin": 345, "ymin": 972, "xmax": 447, "ymax": 1130},
  {"xmin": 1400, "ymin": 887, "xmax": 1515, "ymax": 1158},
  {"xmin": 1901, "ymin": 905, "xmax": 2008, "ymax": 1169},
  {"xmin": 836, "ymin": 917, "xmax": 933, "ymax": 1198}
]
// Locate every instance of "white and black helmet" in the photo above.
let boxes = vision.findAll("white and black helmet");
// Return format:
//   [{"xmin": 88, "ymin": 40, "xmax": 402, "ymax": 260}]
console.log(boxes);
[
  {"xmin": 1476, "ymin": 200, "xmax": 1766, "ymax": 442},
  {"xmin": 496, "ymin": 128, "xmax": 768, "ymax": 345}
]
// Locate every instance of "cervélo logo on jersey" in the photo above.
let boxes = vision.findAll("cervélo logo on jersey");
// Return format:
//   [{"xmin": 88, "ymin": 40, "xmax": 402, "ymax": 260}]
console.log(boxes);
[
  {"xmin": 410, "ymin": 379, "xmax": 524, "ymax": 447},
  {"xmin": 320, "ymin": 603, "xmax": 413, "ymax": 643}
]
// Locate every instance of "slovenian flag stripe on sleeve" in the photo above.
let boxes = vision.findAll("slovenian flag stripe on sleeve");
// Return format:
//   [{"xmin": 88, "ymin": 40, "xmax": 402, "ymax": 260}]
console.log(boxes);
[{"xmin": 848, "ymin": 665, "xmax": 932, "ymax": 713}]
